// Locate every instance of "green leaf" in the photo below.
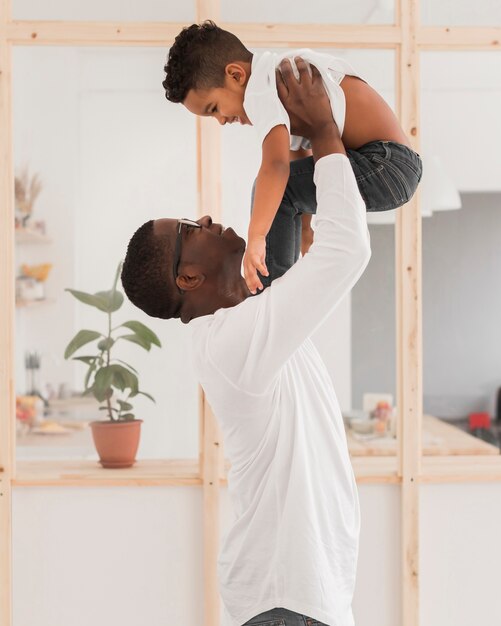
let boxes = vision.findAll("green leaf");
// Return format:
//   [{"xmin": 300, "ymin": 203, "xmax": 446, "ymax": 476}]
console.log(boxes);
[
  {"xmin": 97, "ymin": 337, "xmax": 115, "ymax": 351},
  {"xmin": 64, "ymin": 330, "xmax": 102, "ymax": 359},
  {"xmin": 103, "ymin": 364, "xmax": 139, "ymax": 395},
  {"xmin": 99, "ymin": 406, "xmax": 118, "ymax": 413},
  {"xmin": 137, "ymin": 390, "xmax": 155, "ymax": 403},
  {"xmin": 120, "ymin": 413, "xmax": 135, "ymax": 421},
  {"xmin": 65, "ymin": 289, "xmax": 110, "ymax": 312},
  {"xmin": 93, "ymin": 367, "xmax": 115, "ymax": 402},
  {"xmin": 112, "ymin": 261, "xmax": 123, "ymax": 293},
  {"xmin": 120, "ymin": 368, "xmax": 139, "ymax": 395},
  {"xmin": 119, "ymin": 321, "xmax": 161, "ymax": 348},
  {"xmin": 95, "ymin": 289, "xmax": 124, "ymax": 313},
  {"xmin": 114, "ymin": 359, "xmax": 138, "ymax": 374},
  {"xmin": 71, "ymin": 356, "xmax": 97, "ymax": 365},
  {"xmin": 117, "ymin": 400, "xmax": 133, "ymax": 411},
  {"xmin": 84, "ymin": 362, "xmax": 97, "ymax": 391},
  {"xmin": 118, "ymin": 333, "xmax": 151, "ymax": 351}
]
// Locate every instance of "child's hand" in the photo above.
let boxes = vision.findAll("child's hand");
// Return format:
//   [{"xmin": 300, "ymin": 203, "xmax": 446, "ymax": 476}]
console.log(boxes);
[{"xmin": 243, "ymin": 235, "xmax": 269, "ymax": 294}]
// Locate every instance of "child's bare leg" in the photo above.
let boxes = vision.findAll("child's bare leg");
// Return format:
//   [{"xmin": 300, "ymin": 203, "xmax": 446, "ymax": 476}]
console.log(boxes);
[{"xmin": 301, "ymin": 213, "xmax": 314, "ymax": 256}]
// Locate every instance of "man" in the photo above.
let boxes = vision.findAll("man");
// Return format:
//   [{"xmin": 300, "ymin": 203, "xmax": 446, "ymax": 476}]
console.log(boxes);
[{"xmin": 121, "ymin": 60, "xmax": 371, "ymax": 626}]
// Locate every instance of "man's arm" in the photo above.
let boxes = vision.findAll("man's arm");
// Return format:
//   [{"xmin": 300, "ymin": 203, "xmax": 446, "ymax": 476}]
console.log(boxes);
[
  {"xmin": 277, "ymin": 58, "xmax": 346, "ymax": 161},
  {"xmin": 210, "ymin": 59, "xmax": 371, "ymax": 394}
]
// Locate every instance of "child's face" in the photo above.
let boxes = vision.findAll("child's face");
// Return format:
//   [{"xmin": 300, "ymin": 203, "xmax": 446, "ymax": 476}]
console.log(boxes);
[{"xmin": 183, "ymin": 64, "xmax": 251, "ymax": 126}]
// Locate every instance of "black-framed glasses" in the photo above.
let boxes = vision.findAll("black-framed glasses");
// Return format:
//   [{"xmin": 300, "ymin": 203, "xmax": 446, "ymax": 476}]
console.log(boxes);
[{"xmin": 172, "ymin": 218, "xmax": 202, "ymax": 293}]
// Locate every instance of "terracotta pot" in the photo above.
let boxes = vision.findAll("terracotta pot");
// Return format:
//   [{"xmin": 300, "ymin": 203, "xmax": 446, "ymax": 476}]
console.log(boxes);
[{"xmin": 90, "ymin": 419, "xmax": 143, "ymax": 468}]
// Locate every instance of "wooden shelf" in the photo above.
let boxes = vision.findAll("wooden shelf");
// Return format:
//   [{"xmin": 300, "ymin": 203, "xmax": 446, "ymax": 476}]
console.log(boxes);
[
  {"xmin": 13, "ymin": 459, "xmax": 203, "ymax": 487},
  {"xmin": 15, "ymin": 227, "xmax": 51, "ymax": 244},
  {"xmin": 10, "ymin": 456, "xmax": 400, "ymax": 487},
  {"xmin": 16, "ymin": 298, "xmax": 54, "ymax": 308}
]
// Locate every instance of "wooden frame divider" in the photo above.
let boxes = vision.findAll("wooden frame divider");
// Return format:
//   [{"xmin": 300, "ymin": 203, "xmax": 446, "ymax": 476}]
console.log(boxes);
[
  {"xmin": 1, "ymin": 2, "xmax": 501, "ymax": 626},
  {"xmin": 396, "ymin": 2, "xmax": 421, "ymax": 623}
]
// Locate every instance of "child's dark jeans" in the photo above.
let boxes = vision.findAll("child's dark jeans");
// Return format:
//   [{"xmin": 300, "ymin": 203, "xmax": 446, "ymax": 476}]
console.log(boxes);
[
  {"xmin": 253, "ymin": 140, "xmax": 422, "ymax": 288},
  {"xmin": 242, "ymin": 606, "xmax": 328, "ymax": 626}
]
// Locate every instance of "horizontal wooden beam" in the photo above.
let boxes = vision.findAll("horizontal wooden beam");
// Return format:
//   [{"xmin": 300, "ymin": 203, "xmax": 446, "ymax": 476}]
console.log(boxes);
[
  {"xmin": 419, "ymin": 26, "xmax": 501, "ymax": 49},
  {"xmin": 13, "ymin": 459, "xmax": 203, "ymax": 486},
  {"xmin": 4, "ymin": 20, "xmax": 186, "ymax": 46},
  {"xmin": 4, "ymin": 20, "xmax": 400, "ymax": 47},
  {"xmin": 226, "ymin": 23, "xmax": 400, "ymax": 47},
  {"xmin": 4, "ymin": 21, "xmax": 501, "ymax": 50},
  {"xmin": 421, "ymin": 455, "xmax": 501, "ymax": 483}
]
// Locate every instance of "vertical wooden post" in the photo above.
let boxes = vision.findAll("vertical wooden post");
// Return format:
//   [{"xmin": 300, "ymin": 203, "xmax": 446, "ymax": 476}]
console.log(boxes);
[
  {"xmin": 195, "ymin": 3, "xmax": 223, "ymax": 626},
  {"xmin": 198, "ymin": 119, "xmax": 224, "ymax": 626},
  {"xmin": 396, "ymin": 1, "xmax": 422, "ymax": 625},
  {"xmin": 0, "ymin": 2, "xmax": 14, "ymax": 626}
]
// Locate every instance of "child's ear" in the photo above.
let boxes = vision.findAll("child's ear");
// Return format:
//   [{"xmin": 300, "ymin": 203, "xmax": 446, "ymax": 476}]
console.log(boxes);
[{"xmin": 224, "ymin": 63, "xmax": 247, "ymax": 85}]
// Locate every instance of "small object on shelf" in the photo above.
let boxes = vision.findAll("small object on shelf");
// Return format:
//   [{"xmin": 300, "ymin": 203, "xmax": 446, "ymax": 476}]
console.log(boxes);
[
  {"xmin": 371, "ymin": 400, "xmax": 393, "ymax": 436},
  {"xmin": 350, "ymin": 418, "xmax": 375, "ymax": 435},
  {"xmin": 468, "ymin": 412, "xmax": 498, "ymax": 447},
  {"xmin": 31, "ymin": 421, "xmax": 72, "ymax": 435},
  {"xmin": 15, "ymin": 226, "xmax": 51, "ymax": 244},
  {"xmin": 21, "ymin": 262, "xmax": 52, "ymax": 282},
  {"xmin": 24, "ymin": 351, "xmax": 41, "ymax": 396},
  {"xmin": 15, "ymin": 166, "xmax": 42, "ymax": 228},
  {"xmin": 16, "ymin": 275, "xmax": 45, "ymax": 301},
  {"xmin": 16, "ymin": 263, "xmax": 52, "ymax": 304},
  {"xmin": 16, "ymin": 395, "xmax": 44, "ymax": 428}
]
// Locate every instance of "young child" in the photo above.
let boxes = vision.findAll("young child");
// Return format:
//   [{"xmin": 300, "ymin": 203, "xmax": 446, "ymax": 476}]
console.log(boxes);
[{"xmin": 163, "ymin": 21, "xmax": 422, "ymax": 294}]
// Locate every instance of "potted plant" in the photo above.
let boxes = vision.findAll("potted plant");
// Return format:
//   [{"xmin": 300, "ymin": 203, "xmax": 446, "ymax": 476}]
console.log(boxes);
[{"xmin": 64, "ymin": 262, "xmax": 161, "ymax": 468}]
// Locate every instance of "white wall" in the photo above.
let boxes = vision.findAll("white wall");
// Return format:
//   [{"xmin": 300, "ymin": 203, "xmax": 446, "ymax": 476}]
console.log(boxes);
[
  {"xmin": 14, "ymin": 46, "xmax": 201, "ymax": 459},
  {"xmin": 13, "ymin": 484, "xmax": 400, "ymax": 626},
  {"xmin": 421, "ymin": 483, "xmax": 501, "ymax": 626},
  {"xmin": 16, "ymin": 482, "xmax": 501, "ymax": 626}
]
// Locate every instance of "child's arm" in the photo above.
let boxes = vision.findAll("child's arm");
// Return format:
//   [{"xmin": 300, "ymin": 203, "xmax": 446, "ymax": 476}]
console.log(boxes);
[{"xmin": 244, "ymin": 124, "xmax": 290, "ymax": 294}]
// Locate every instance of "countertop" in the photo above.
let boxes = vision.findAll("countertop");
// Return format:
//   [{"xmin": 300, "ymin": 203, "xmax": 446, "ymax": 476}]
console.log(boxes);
[{"xmin": 347, "ymin": 414, "xmax": 500, "ymax": 456}]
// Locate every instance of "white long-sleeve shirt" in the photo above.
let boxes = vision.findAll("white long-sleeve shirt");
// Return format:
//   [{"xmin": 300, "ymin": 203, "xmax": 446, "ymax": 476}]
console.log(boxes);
[{"xmin": 190, "ymin": 154, "xmax": 371, "ymax": 626}]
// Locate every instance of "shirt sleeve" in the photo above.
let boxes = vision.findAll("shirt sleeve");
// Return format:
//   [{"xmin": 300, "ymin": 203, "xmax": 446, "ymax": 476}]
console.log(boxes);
[
  {"xmin": 208, "ymin": 153, "xmax": 371, "ymax": 395},
  {"xmin": 244, "ymin": 54, "xmax": 291, "ymax": 145}
]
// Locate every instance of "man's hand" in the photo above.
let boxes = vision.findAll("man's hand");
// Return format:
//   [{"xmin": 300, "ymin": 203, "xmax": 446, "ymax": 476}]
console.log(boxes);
[{"xmin": 276, "ymin": 57, "xmax": 346, "ymax": 161}]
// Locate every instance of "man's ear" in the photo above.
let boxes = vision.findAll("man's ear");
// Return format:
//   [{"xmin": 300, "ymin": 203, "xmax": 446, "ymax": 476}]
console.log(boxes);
[
  {"xmin": 224, "ymin": 63, "xmax": 247, "ymax": 85},
  {"xmin": 176, "ymin": 270, "xmax": 205, "ymax": 293}
]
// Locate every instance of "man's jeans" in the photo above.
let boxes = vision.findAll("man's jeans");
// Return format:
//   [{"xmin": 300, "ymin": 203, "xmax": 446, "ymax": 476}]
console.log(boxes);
[
  {"xmin": 253, "ymin": 140, "xmax": 422, "ymax": 288},
  {"xmin": 242, "ymin": 607, "xmax": 328, "ymax": 626}
]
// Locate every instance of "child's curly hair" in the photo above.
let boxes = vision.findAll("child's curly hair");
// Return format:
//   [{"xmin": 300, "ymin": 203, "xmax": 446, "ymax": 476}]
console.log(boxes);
[{"xmin": 163, "ymin": 21, "xmax": 252, "ymax": 103}]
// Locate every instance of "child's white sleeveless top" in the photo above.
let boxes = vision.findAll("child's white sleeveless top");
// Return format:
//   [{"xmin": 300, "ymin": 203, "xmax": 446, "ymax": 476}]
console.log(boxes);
[{"xmin": 244, "ymin": 49, "xmax": 363, "ymax": 150}]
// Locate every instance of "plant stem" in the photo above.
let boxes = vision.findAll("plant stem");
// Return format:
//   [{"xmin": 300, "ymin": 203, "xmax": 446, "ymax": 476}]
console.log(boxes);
[{"xmin": 105, "ymin": 309, "xmax": 114, "ymax": 421}]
